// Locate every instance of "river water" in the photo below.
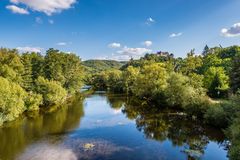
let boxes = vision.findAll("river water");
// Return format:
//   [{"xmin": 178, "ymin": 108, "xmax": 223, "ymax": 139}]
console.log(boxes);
[{"xmin": 0, "ymin": 92, "xmax": 228, "ymax": 160}]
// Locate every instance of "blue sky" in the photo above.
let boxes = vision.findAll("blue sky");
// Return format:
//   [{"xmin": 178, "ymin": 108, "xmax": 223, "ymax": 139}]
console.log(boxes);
[{"xmin": 0, "ymin": 0, "xmax": 240, "ymax": 60}]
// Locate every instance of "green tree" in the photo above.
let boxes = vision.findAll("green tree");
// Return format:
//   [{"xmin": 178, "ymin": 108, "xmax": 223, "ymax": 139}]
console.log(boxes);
[
  {"xmin": 230, "ymin": 51, "xmax": 240, "ymax": 93},
  {"xmin": 44, "ymin": 48, "xmax": 65, "ymax": 84},
  {"xmin": 132, "ymin": 63, "xmax": 168, "ymax": 100},
  {"xmin": 62, "ymin": 53, "xmax": 84, "ymax": 93},
  {"xmin": 203, "ymin": 67, "xmax": 229, "ymax": 97},
  {"xmin": 202, "ymin": 45, "xmax": 210, "ymax": 56},
  {"xmin": 44, "ymin": 49, "xmax": 83, "ymax": 93},
  {"xmin": 35, "ymin": 77, "xmax": 67, "ymax": 106},
  {"xmin": 0, "ymin": 48, "xmax": 24, "ymax": 84},
  {"xmin": 105, "ymin": 69, "xmax": 123, "ymax": 92},
  {"xmin": 180, "ymin": 51, "xmax": 203, "ymax": 75},
  {"xmin": 122, "ymin": 66, "xmax": 140, "ymax": 95},
  {"xmin": 0, "ymin": 65, "xmax": 20, "ymax": 83},
  {"xmin": 227, "ymin": 114, "xmax": 240, "ymax": 160},
  {"xmin": 21, "ymin": 53, "xmax": 33, "ymax": 91},
  {"xmin": 24, "ymin": 92, "xmax": 43, "ymax": 111},
  {"xmin": 90, "ymin": 71, "xmax": 109, "ymax": 90},
  {"xmin": 201, "ymin": 51, "xmax": 225, "ymax": 73},
  {"xmin": 29, "ymin": 52, "xmax": 44, "ymax": 80},
  {"xmin": 0, "ymin": 77, "xmax": 27, "ymax": 125},
  {"xmin": 165, "ymin": 73, "xmax": 207, "ymax": 112}
]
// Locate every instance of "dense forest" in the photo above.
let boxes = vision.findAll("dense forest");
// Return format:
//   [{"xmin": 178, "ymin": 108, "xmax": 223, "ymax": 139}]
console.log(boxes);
[
  {"xmin": 87, "ymin": 45, "xmax": 240, "ymax": 159},
  {"xmin": 1, "ymin": 45, "xmax": 240, "ymax": 159},
  {"xmin": 0, "ymin": 48, "xmax": 84, "ymax": 126}
]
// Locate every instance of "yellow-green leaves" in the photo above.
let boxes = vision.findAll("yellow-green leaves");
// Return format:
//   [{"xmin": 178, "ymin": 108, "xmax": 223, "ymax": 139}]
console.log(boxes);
[
  {"xmin": 0, "ymin": 77, "xmax": 26, "ymax": 125},
  {"xmin": 35, "ymin": 77, "xmax": 67, "ymax": 106}
]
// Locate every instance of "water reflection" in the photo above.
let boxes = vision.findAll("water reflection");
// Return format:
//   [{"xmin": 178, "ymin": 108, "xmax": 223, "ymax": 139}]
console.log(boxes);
[
  {"xmin": 106, "ymin": 94, "xmax": 126, "ymax": 110},
  {"xmin": 0, "ymin": 94, "xmax": 84, "ymax": 160},
  {"xmin": 0, "ymin": 93, "xmax": 227, "ymax": 160},
  {"xmin": 120, "ymin": 96, "xmax": 226, "ymax": 159},
  {"xmin": 16, "ymin": 143, "xmax": 77, "ymax": 160}
]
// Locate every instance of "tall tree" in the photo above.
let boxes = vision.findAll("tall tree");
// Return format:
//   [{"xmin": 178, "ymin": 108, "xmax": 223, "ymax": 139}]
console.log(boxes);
[
  {"xmin": 62, "ymin": 53, "xmax": 84, "ymax": 93},
  {"xmin": 21, "ymin": 53, "xmax": 33, "ymax": 91},
  {"xmin": 231, "ymin": 51, "xmax": 240, "ymax": 93},
  {"xmin": 180, "ymin": 51, "xmax": 203, "ymax": 75},
  {"xmin": 202, "ymin": 45, "xmax": 210, "ymax": 56},
  {"xmin": 204, "ymin": 67, "xmax": 229, "ymax": 97}
]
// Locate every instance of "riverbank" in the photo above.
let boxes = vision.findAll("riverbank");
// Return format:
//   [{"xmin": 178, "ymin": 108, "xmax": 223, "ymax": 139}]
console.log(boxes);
[{"xmin": 0, "ymin": 48, "xmax": 85, "ymax": 126}]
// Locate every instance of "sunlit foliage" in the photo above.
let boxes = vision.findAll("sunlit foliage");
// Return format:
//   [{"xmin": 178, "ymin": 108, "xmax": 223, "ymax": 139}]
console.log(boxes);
[{"xmin": 0, "ymin": 48, "xmax": 84, "ymax": 125}]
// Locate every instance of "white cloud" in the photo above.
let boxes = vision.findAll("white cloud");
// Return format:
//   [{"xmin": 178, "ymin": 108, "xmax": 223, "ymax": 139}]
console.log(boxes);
[
  {"xmin": 96, "ymin": 46, "xmax": 152, "ymax": 61},
  {"xmin": 113, "ymin": 46, "xmax": 152, "ymax": 60},
  {"xmin": 48, "ymin": 19, "xmax": 54, "ymax": 24},
  {"xmin": 108, "ymin": 42, "xmax": 121, "ymax": 48},
  {"xmin": 142, "ymin": 41, "xmax": 152, "ymax": 47},
  {"xmin": 57, "ymin": 42, "xmax": 67, "ymax": 46},
  {"xmin": 221, "ymin": 23, "xmax": 240, "ymax": 37},
  {"xmin": 6, "ymin": 5, "xmax": 29, "ymax": 14},
  {"xmin": 169, "ymin": 32, "xmax": 183, "ymax": 38},
  {"xmin": 117, "ymin": 46, "xmax": 151, "ymax": 56},
  {"xmin": 35, "ymin": 17, "xmax": 43, "ymax": 24},
  {"xmin": 145, "ymin": 17, "xmax": 155, "ymax": 25},
  {"xmin": 17, "ymin": 46, "xmax": 43, "ymax": 53},
  {"xmin": 8, "ymin": 0, "xmax": 77, "ymax": 15}
]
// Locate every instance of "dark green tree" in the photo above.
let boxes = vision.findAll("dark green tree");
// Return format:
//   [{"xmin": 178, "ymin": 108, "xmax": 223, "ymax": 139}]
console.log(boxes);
[
  {"xmin": 202, "ymin": 45, "xmax": 210, "ymax": 56},
  {"xmin": 21, "ymin": 53, "xmax": 33, "ymax": 91},
  {"xmin": 231, "ymin": 52, "xmax": 240, "ymax": 93}
]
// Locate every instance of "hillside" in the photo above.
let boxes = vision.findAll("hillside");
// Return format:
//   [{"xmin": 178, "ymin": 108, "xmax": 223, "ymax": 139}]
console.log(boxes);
[{"xmin": 82, "ymin": 60, "xmax": 126, "ymax": 74}]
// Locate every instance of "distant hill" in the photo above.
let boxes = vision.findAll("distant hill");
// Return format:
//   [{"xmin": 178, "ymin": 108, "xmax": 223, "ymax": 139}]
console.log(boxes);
[{"xmin": 82, "ymin": 60, "xmax": 127, "ymax": 74}]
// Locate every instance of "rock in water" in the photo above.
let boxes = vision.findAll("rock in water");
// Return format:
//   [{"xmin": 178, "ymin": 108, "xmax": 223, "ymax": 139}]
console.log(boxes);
[{"xmin": 83, "ymin": 143, "xmax": 95, "ymax": 151}]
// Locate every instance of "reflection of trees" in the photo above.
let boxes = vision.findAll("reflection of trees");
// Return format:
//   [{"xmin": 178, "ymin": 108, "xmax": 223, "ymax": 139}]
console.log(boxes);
[
  {"xmin": 106, "ymin": 94, "xmax": 126, "ymax": 110},
  {"xmin": 0, "ymin": 94, "xmax": 84, "ymax": 160},
  {"xmin": 122, "ymin": 97, "xmax": 226, "ymax": 159}
]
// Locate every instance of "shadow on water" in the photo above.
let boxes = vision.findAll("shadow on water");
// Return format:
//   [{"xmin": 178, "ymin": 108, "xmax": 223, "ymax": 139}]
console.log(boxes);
[
  {"xmin": 0, "ymin": 94, "xmax": 84, "ymax": 160},
  {"xmin": 106, "ymin": 94, "xmax": 227, "ymax": 160}
]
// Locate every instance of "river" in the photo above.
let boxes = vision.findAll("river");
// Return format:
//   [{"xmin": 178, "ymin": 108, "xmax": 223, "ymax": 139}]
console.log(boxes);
[{"xmin": 0, "ymin": 92, "xmax": 228, "ymax": 160}]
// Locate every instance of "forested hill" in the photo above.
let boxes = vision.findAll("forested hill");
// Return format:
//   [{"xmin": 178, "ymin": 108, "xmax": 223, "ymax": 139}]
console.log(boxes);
[{"xmin": 82, "ymin": 60, "xmax": 126, "ymax": 74}]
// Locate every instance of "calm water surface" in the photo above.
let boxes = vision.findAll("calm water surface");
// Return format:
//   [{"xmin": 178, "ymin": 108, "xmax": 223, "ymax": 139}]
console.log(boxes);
[{"xmin": 0, "ymin": 92, "xmax": 228, "ymax": 160}]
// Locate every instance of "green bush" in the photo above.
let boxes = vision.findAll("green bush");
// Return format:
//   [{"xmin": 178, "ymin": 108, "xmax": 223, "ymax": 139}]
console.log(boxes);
[
  {"xmin": 90, "ymin": 71, "xmax": 109, "ymax": 90},
  {"xmin": 183, "ymin": 96, "xmax": 210, "ymax": 118},
  {"xmin": 204, "ymin": 94, "xmax": 240, "ymax": 128},
  {"xmin": 0, "ymin": 77, "xmax": 26, "ymax": 125},
  {"xmin": 132, "ymin": 63, "xmax": 168, "ymax": 99},
  {"xmin": 203, "ymin": 67, "xmax": 229, "ymax": 98},
  {"xmin": 165, "ymin": 73, "xmax": 190, "ymax": 107},
  {"xmin": 24, "ymin": 92, "xmax": 43, "ymax": 111},
  {"xmin": 204, "ymin": 104, "xmax": 229, "ymax": 128},
  {"xmin": 0, "ymin": 64, "xmax": 22, "ymax": 84},
  {"xmin": 90, "ymin": 69, "xmax": 124, "ymax": 92},
  {"xmin": 44, "ymin": 49, "xmax": 84, "ymax": 93},
  {"xmin": 164, "ymin": 73, "xmax": 209, "ymax": 116},
  {"xmin": 122, "ymin": 66, "xmax": 139, "ymax": 95},
  {"xmin": 226, "ymin": 115, "xmax": 240, "ymax": 160},
  {"xmin": 106, "ymin": 70, "xmax": 124, "ymax": 92},
  {"xmin": 35, "ymin": 77, "xmax": 67, "ymax": 106}
]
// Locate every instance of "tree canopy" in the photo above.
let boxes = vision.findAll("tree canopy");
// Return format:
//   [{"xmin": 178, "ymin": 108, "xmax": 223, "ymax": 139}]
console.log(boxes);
[{"xmin": 0, "ymin": 48, "xmax": 84, "ymax": 125}]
